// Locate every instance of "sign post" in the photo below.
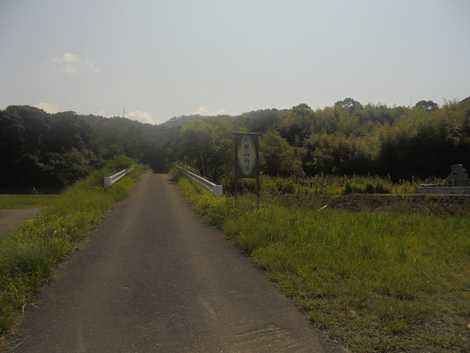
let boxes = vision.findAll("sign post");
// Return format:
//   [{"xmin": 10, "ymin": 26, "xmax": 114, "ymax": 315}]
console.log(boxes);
[{"xmin": 233, "ymin": 132, "xmax": 260, "ymax": 208}]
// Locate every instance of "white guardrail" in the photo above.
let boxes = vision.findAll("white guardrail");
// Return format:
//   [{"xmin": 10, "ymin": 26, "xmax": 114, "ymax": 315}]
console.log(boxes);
[
  {"xmin": 417, "ymin": 185, "xmax": 470, "ymax": 195},
  {"xmin": 103, "ymin": 168, "xmax": 131, "ymax": 188},
  {"xmin": 178, "ymin": 167, "xmax": 223, "ymax": 196}
]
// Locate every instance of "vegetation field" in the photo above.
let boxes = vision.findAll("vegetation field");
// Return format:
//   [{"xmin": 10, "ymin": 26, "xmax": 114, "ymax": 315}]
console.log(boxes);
[
  {"xmin": 176, "ymin": 174, "xmax": 470, "ymax": 353},
  {"xmin": 262, "ymin": 175, "xmax": 419, "ymax": 195},
  {"xmin": 0, "ymin": 157, "xmax": 144, "ymax": 335},
  {"xmin": 0, "ymin": 195, "xmax": 59, "ymax": 209},
  {"xmin": 254, "ymin": 175, "xmax": 470, "ymax": 217},
  {"xmin": 231, "ymin": 174, "xmax": 444, "ymax": 196}
]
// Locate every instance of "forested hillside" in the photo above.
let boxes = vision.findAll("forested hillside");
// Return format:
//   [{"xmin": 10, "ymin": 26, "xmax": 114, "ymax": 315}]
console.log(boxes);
[{"xmin": 1, "ymin": 97, "xmax": 469, "ymax": 191}]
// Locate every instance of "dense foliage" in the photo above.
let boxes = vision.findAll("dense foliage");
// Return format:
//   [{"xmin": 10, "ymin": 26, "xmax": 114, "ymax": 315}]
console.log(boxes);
[
  {"xmin": 0, "ymin": 106, "xmax": 160, "ymax": 191},
  {"xmin": 1, "ymin": 96, "xmax": 469, "ymax": 190},
  {"xmin": 168, "ymin": 97, "xmax": 470, "ymax": 182}
]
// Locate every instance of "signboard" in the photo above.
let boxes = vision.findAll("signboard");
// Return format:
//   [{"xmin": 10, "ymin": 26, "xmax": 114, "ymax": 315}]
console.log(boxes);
[
  {"xmin": 237, "ymin": 134, "xmax": 257, "ymax": 177},
  {"xmin": 233, "ymin": 132, "xmax": 261, "ymax": 207},
  {"xmin": 233, "ymin": 133, "xmax": 259, "ymax": 178}
]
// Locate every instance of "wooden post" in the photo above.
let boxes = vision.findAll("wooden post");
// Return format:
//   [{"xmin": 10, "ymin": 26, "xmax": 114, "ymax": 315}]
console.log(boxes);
[
  {"xmin": 233, "ymin": 134, "xmax": 239, "ymax": 198},
  {"xmin": 255, "ymin": 134, "xmax": 260, "ymax": 209}
]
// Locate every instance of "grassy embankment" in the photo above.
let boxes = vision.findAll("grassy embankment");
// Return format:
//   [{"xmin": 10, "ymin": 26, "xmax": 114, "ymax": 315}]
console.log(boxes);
[
  {"xmin": 176, "ymin": 173, "xmax": 470, "ymax": 353},
  {"xmin": 0, "ymin": 157, "xmax": 144, "ymax": 335}
]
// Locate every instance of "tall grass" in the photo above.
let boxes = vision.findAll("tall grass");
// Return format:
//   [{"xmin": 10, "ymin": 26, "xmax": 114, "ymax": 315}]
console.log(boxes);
[
  {"xmin": 0, "ymin": 158, "xmax": 144, "ymax": 334},
  {"xmin": 177, "ymin": 176, "xmax": 470, "ymax": 353},
  {"xmin": 227, "ymin": 174, "xmax": 447, "ymax": 196}
]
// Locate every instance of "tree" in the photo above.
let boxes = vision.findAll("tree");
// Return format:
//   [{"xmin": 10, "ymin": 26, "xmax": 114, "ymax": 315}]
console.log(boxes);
[
  {"xmin": 2, "ymin": 95, "xmax": 469, "ymax": 190},
  {"xmin": 334, "ymin": 98, "xmax": 363, "ymax": 114},
  {"xmin": 261, "ymin": 130, "xmax": 304, "ymax": 177},
  {"xmin": 414, "ymin": 100, "xmax": 438, "ymax": 112}
]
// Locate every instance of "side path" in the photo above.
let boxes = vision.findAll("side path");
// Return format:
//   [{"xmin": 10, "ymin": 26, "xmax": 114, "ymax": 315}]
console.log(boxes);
[
  {"xmin": 0, "ymin": 209, "xmax": 39, "ymax": 238},
  {"xmin": 8, "ymin": 173, "xmax": 345, "ymax": 353}
]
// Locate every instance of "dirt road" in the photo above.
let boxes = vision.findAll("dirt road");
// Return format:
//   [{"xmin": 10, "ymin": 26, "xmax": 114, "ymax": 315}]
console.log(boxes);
[
  {"xmin": 0, "ymin": 209, "xmax": 38, "ymax": 237},
  {"xmin": 9, "ymin": 174, "xmax": 342, "ymax": 353}
]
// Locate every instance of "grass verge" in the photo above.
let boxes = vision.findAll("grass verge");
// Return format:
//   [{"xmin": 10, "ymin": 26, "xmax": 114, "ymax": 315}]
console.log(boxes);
[
  {"xmin": 0, "ymin": 157, "xmax": 145, "ymax": 335},
  {"xmin": 176, "ymin": 175, "xmax": 470, "ymax": 353}
]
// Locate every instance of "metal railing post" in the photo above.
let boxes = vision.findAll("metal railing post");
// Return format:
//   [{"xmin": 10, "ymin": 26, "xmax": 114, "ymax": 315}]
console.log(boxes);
[
  {"xmin": 103, "ymin": 168, "xmax": 131, "ymax": 188},
  {"xmin": 177, "ymin": 166, "xmax": 223, "ymax": 196}
]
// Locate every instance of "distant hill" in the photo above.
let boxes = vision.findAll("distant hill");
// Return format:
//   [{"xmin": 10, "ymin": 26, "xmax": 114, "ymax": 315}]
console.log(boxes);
[
  {"xmin": 458, "ymin": 96, "xmax": 470, "ymax": 110},
  {"xmin": 160, "ymin": 115, "xmax": 204, "ymax": 128}
]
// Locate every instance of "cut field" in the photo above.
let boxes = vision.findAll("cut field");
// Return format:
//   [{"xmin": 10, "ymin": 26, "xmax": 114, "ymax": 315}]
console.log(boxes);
[
  {"xmin": 0, "ymin": 195, "xmax": 59, "ymax": 209},
  {"xmin": 177, "ymin": 175, "xmax": 470, "ymax": 353},
  {"xmin": 271, "ymin": 193, "xmax": 470, "ymax": 216}
]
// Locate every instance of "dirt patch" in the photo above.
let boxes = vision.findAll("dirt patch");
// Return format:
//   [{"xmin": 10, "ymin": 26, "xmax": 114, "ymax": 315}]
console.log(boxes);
[
  {"xmin": 275, "ymin": 193, "xmax": 470, "ymax": 216},
  {"xmin": 0, "ymin": 209, "xmax": 39, "ymax": 237}
]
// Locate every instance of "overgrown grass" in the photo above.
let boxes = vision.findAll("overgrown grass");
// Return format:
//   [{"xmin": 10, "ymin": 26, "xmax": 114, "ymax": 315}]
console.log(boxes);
[
  {"xmin": 177, "ymin": 176, "xmax": 470, "ymax": 353},
  {"xmin": 264, "ymin": 175, "xmax": 419, "ymax": 195},
  {"xmin": 228, "ymin": 175, "xmax": 446, "ymax": 196},
  {"xmin": 0, "ymin": 195, "xmax": 59, "ymax": 209},
  {"xmin": 0, "ymin": 157, "xmax": 145, "ymax": 334}
]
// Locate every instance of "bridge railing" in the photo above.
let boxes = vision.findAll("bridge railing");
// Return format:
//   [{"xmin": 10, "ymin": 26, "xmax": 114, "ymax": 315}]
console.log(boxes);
[
  {"xmin": 177, "ymin": 166, "xmax": 223, "ymax": 196},
  {"xmin": 103, "ymin": 168, "xmax": 131, "ymax": 188}
]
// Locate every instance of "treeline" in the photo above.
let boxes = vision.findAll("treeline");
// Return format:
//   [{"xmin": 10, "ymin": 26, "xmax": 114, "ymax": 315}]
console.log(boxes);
[
  {"xmin": 163, "ymin": 97, "xmax": 470, "ymax": 182},
  {"xmin": 0, "ymin": 106, "xmax": 96, "ymax": 192},
  {"xmin": 1, "ymin": 96, "xmax": 470, "ymax": 191},
  {"xmin": 0, "ymin": 106, "xmax": 157, "ymax": 191}
]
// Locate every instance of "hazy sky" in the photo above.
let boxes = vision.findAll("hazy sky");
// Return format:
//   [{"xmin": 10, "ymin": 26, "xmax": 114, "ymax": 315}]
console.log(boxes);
[{"xmin": 1, "ymin": 0, "xmax": 469, "ymax": 124}]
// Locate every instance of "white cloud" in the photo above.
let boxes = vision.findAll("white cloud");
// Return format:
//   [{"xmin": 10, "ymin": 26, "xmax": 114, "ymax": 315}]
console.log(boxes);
[
  {"xmin": 35, "ymin": 102, "xmax": 60, "ymax": 113},
  {"xmin": 127, "ymin": 110, "xmax": 157, "ymax": 124},
  {"xmin": 53, "ymin": 52, "xmax": 80, "ymax": 75},
  {"xmin": 60, "ymin": 52, "xmax": 80, "ymax": 63},
  {"xmin": 193, "ymin": 106, "xmax": 226, "ymax": 116},
  {"xmin": 87, "ymin": 62, "xmax": 101, "ymax": 73},
  {"xmin": 52, "ymin": 52, "xmax": 100, "ymax": 75}
]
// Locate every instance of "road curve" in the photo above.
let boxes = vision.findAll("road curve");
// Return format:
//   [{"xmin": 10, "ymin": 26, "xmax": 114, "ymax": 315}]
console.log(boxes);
[{"xmin": 9, "ymin": 174, "xmax": 343, "ymax": 353}]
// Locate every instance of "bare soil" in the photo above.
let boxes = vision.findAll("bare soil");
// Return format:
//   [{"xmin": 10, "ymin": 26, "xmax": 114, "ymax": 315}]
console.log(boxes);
[
  {"xmin": 276, "ymin": 193, "xmax": 470, "ymax": 216},
  {"xmin": 0, "ymin": 209, "xmax": 39, "ymax": 237}
]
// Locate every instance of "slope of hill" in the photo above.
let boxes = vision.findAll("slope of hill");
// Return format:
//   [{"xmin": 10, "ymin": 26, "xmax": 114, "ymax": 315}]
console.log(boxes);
[{"xmin": 160, "ymin": 114, "xmax": 203, "ymax": 128}]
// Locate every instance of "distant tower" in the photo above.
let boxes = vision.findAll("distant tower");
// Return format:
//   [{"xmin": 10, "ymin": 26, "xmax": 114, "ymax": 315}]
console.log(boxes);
[{"xmin": 122, "ymin": 108, "xmax": 126, "ymax": 118}]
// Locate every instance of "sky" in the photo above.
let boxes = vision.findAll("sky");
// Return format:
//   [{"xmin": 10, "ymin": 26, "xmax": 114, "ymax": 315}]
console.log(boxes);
[{"xmin": 1, "ymin": 0, "xmax": 469, "ymax": 124}]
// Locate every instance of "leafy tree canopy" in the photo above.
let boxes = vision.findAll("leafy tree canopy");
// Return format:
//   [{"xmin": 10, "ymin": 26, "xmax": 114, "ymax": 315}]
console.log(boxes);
[{"xmin": 2, "ymin": 96, "xmax": 470, "ymax": 190}]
